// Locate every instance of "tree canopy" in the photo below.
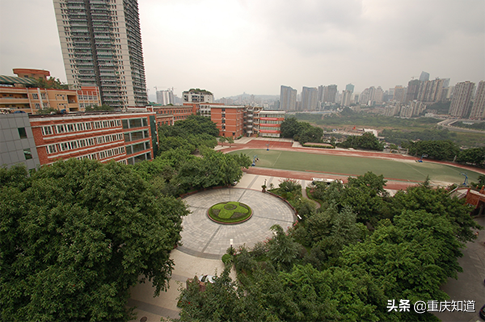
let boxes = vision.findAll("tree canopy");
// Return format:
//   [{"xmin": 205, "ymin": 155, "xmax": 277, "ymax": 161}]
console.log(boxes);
[
  {"xmin": 177, "ymin": 172, "xmax": 481, "ymax": 322},
  {"xmin": 1, "ymin": 160, "xmax": 189, "ymax": 321}
]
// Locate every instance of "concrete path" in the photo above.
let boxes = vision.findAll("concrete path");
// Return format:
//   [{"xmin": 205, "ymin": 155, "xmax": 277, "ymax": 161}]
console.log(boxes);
[
  {"xmin": 179, "ymin": 188, "xmax": 295, "ymax": 259},
  {"xmin": 128, "ymin": 175, "xmax": 297, "ymax": 322}
]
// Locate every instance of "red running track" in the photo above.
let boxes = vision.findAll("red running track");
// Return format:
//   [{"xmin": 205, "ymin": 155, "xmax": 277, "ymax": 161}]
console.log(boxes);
[{"xmin": 220, "ymin": 140, "xmax": 485, "ymax": 191}]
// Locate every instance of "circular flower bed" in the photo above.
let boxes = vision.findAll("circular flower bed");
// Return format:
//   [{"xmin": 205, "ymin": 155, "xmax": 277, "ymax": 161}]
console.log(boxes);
[{"xmin": 208, "ymin": 201, "xmax": 252, "ymax": 224}]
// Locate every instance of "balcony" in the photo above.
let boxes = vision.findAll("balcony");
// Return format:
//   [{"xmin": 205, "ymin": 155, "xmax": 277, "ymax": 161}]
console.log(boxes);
[{"xmin": 0, "ymin": 97, "xmax": 30, "ymax": 104}]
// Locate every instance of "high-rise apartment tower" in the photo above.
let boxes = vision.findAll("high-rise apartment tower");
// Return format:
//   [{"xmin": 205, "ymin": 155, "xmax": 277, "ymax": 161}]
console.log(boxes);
[
  {"xmin": 470, "ymin": 81, "xmax": 485, "ymax": 119},
  {"xmin": 449, "ymin": 81, "xmax": 475, "ymax": 118},
  {"xmin": 156, "ymin": 89, "xmax": 174, "ymax": 106},
  {"xmin": 301, "ymin": 86, "xmax": 318, "ymax": 110},
  {"xmin": 419, "ymin": 71, "xmax": 430, "ymax": 82},
  {"xmin": 53, "ymin": 0, "xmax": 148, "ymax": 108},
  {"xmin": 323, "ymin": 85, "xmax": 338, "ymax": 103},
  {"xmin": 280, "ymin": 85, "xmax": 297, "ymax": 110}
]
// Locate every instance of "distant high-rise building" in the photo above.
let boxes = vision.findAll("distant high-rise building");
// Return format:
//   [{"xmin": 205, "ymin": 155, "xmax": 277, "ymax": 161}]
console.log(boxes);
[
  {"xmin": 405, "ymin": 79, "xmax": 421, "ymax": 102},
  {"xmin": 393, "ymin": 86, "xmax": 406, "ymax": 103},
  {"xmin": 345, "ymin": 83, "xmax": 354, "ymax": 93},
  {"xmin": 341, "ymin": 90, "xmax": 352, "ymax": 107},
  {"xmin": 323, "ymin": 85, "xmax": 338, "ymax": 103},
  {"xmin": 419, "ymin": 71, "xmax": 430, "ymax": 82},
  {"xmin": 417, "ymin": 78, "xmax": 446, "ymax": 102},
  {"xmin": 449, "ymin": 81, "xmax": 475, "ymax": 118},
  {"xmin": 301, "ymin": 87, "xmax": 318, "ymax": 110},
  {"xmin": 442, "ymin": 78, "xmax": 451, "ymax": 89},
  {"xmin": 53, "ymin": 0, "xmax": 148, "ymax": 108},
  {"xmin": 317, "ymin": 85, "xmax": 325, "ymax": 104},
  {"xmin": 182, "ymin": 89, "xmax": 214, "ymax": 103},
  {"xmin": 359, "ymin": 86, "xmax": 384, "ymax": 105},
  {"xmin": 280, "ymin": 85, "xmax": 297, "ymax": 110},
  {"xmin": 156, "ymin": 89, "xmax": 174, "ymax": 105},
  {"xmin": 470, "ymin": 81, "xmax": 485, "ymax": 119}
]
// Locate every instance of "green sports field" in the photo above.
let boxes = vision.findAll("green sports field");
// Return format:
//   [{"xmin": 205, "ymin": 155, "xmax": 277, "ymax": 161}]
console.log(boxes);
[{"xmin": 229, "ymin": 149, "xmax": 483, "ymax": 184}]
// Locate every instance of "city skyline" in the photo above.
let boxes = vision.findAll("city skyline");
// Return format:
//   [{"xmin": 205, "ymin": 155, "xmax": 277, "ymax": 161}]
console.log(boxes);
[{"xmin": 1, "ymin": 0, "xmax": 484, "ymax": 100}]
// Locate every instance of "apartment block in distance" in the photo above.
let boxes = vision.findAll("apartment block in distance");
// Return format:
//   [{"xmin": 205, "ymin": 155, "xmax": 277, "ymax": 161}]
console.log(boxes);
[
  {"xmin": 29, "ymin": 112, "xmax": 157, "ymax": 166},
  {"xmin": 449, "ymin": 81, "xmax": 475, "ymax": 118},
  {"xmin": 183, "ymin": 89, "xmax": 214, "ymax": 104},
  {"xmin": 53, "ymin": 0, "xmax": 148, "ymax": 108},
  {"xmin": 470, "ymin": 81, "xmax": 485, "ymax": 120},
  {"xmin": 280, "ymin": 85, "xmax": 297, "ymax": 111},
  {"xmin": 0, "ymin": 69, "xmax": 101, "ymax": 113}
]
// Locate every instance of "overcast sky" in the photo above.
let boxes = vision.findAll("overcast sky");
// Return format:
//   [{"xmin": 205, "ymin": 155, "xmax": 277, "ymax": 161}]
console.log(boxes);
[{"xmin": 1, "ymin": 0, "xmax": 484, "ymax": 100}]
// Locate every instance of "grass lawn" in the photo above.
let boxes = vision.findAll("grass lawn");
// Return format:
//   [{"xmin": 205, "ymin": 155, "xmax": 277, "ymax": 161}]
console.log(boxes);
[
  {"xmin": 209, "ymin": 201, "xmax": 252, "ymax": 224},
  {"xmin": 230, "ymin": 149, "xmax": 483, "ymax": 184}
]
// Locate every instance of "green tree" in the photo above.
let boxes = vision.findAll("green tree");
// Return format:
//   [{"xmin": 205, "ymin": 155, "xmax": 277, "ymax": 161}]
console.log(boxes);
[
  {"xmin": 280, "ymin": 116, "xmax": 303, "ymax": 139},
  {"xmin": 390, "ymin": 183, "xmax": 480, "ymax": 242},
  {"xmin": 267, "ymin": 225, "xmax": 301, "ymax": 271},
  {"xmin": 173, "ymin": 114, "xmax": 219, "ymax": 137},
  {"xmin": 0, "ymin": 160, "xmax": 188, "ymax": 321},
  {"xmin": 456, "ymin": 147, "xmax": 485, "ymax": 167},
  {"xmin": 408, "ymin": 140, "xmax": 459, "ymax": 161},
  {"xmin": 337, "ymin": 132, "xmax": 384, "ymax": 151},
  {"xmin": 341, "ymin": 210, "xmax": 464, "ymax": 321}
]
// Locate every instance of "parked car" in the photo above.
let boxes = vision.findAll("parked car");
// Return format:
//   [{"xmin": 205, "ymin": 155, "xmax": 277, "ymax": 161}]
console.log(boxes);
[{"xmin": 479, "ymin": 304, "xmax": 485, "ymax": 320}]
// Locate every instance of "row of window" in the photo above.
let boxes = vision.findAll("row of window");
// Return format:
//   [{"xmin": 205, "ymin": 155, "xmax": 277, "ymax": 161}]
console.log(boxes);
[
  {"xmin": 125, "ymin": 141, "xmax": 150, "ymax": 155},
  {"xmin": 32, "ymin": 93, "xmax": 46, "ymax": 99},
  {"xmin": 126, "ymin": 151, "xmax": 152, "ymax": 165},
  {"xmin": 121, "ymin": 117, "xmax": 148, "ymax": 129},
  {"xmin": 158, "ymin": 109, "xmax": 190, "ymax": 114},
  {"xmin": 260, "ymin": 120, "xmax": 282, "ymax": 124},
  {"xmin": 41, "ymin": 119, "xmax": 122, "ymax": 136},
  {"xmin": 124, "ymin": 130, "xmax": 149, "ymax": 142},
  {"xmin": 259, "ymin": 126, "xmax": 281, "ymax": 130},
  {"xmin": 78, "ymin": 95, "xmax": 98, "ymax": 100},
  {"xmin": 46, "ymin": 133, "xmax": 123, "ymax": 154},
  {"xmin": 75, "ymin": 146, "xmax": 125, "ymax": 161}
]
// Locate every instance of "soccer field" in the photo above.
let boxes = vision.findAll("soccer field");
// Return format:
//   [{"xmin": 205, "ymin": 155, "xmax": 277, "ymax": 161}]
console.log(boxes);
[{"xmin": 229, "ymin": 149, "xmax": 483, "ymax": 184}]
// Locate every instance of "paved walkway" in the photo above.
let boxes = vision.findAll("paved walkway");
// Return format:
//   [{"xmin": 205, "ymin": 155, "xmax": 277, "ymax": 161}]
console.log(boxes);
[
  {"xmin": 127, "ymin": 179, "xmax": 297, "ymax": 321},
  {"xmin": 126, "ymin": 147, "xmax": 484, "ymax": 321},
  {"xmin": 179, "ymin": 188, "xmax": 296, "ymax": 259}
]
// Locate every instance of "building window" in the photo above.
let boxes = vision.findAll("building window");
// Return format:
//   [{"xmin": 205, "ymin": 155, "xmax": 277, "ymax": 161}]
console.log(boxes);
[
  {"xmin": 122, "ymin": 119, "xmax": 129, "ymax": 129},
  {"xmin": 47, "ymin": 145, "xmax": 57, "ymax": 154},
  {"xmin": 23, "ymin": 148, "xmax": 32, "ymax": 160},
  {"xmin": 18, "ymin": 128, "xmax": 27, "ymax": 139}
]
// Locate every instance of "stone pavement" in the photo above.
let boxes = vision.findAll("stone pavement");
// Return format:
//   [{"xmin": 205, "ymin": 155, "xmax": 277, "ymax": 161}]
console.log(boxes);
[
  {"xmin": 127, "ymin": 174, "xmax": 297, "ymax": 322},
  {"xmin": 179, "ymin": 188, "xmax": 296, "ymax": 259}
]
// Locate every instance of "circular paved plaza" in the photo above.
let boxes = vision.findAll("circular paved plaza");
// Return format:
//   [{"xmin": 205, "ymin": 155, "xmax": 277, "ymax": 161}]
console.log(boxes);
[{"xmin": 178, "ymin": 188, "xmax": 296, "ymax": 259}]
